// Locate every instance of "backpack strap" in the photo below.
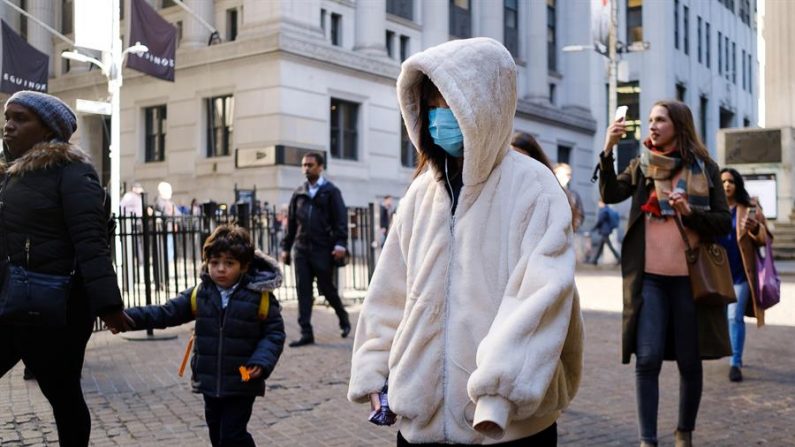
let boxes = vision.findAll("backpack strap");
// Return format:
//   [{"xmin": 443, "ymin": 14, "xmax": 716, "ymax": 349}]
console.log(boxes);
[
  {"xmin": 258, "ymin": 291, "xmax": 271, "ymax": 320},
  {"xmin": 190, "ymin": 283, "xmax": 201, "ymax": 316}
]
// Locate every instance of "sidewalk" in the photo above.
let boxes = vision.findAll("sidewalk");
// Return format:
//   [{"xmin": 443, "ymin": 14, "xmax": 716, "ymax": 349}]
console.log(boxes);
[{"xmin": 1, "ymin": 269, "xmax": 794, "ymax": 446}]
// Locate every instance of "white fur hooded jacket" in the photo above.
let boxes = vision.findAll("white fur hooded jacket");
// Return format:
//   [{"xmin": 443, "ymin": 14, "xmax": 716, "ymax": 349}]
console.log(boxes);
[{"xmin": 348, "ymin": 38, "xmax": 584, "ymax": 444}]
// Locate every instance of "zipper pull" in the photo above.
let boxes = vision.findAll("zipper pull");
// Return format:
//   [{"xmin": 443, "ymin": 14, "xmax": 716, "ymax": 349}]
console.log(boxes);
[{"xmin": 25, "ymin": 237, "xmax": 30, "ymax": 267}]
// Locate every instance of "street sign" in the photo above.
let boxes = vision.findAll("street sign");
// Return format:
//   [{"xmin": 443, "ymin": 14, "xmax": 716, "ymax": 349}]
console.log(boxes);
[{"xmin": 75, "ymin": 98, "xmax": 112, "ymax": 115}]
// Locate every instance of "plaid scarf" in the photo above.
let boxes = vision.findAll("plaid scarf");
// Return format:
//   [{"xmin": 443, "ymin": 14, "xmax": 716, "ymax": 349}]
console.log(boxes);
[{"xmin": 639, "ymin": 138, "xmax": 710, "ymax": 218}]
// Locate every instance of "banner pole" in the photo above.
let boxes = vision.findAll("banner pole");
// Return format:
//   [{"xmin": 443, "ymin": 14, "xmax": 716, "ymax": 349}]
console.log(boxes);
[
  {"xmin": 0, "ymin": 0, "xmax": 75, "ymax": 46},
  {"xmin": 170, "ymin": 0, "xmax": 218, "ymax": 39}
]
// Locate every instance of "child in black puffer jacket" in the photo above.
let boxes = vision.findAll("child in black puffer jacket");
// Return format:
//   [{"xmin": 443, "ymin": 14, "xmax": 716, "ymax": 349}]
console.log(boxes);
[{"xmin": 122, "ymin": 224, "xmax": 285, "ymax": 447}]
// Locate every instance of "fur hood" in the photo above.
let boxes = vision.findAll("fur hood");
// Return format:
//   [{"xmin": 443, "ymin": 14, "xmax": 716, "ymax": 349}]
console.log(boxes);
[
  {"xmin": 397, "ymin": 37, "xmax": 517, "ymax": 186},
  {"xmin": 0, "ymin": 141, "xmax": 92, "ymax": 176},
  {"xmin": 201, "ymin": 250, "xmax": 283, "ymax": 293}
]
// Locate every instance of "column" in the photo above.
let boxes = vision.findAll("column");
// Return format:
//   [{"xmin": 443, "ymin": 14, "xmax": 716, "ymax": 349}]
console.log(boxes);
[
  {"xmin": 1, "ymin": 0, "xmax": 20, "ymax": 29},
  {"xmin": 561, "ymin": 0, "xmax": 590, "ymax": 111},
  {"xmin": 422, "ymin": 0, "xmax": 448, "ymax": 50},
  {"xmin": 182, "ymin": 0, "xmax": 214, "ymax": 47},
  {"xmin": 477, "ymin": 0, "xmax": 501, "ymax": 42},
  {"xmin": 526, "ymin": 0, "xmax": 548, "ymax": 103},
  {"xmin": 354, "ymin": 0, "xmax": 386, "ymax": 56},
  {"xmin": 241, "ymin": 0, "xmax": 321, "ymax": 37},
  {"xmin": 28, "ymin": 0, "xmax": 55, "ymax": 76}
]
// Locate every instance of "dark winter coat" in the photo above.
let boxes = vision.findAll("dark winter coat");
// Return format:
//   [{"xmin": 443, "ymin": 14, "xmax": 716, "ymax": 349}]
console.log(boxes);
[
  {"xmin": 281, "ymin": 180, "xmax": 348, "ymax": 253},
  {"xmin": 598, "ymin": 151, "xmax": 732, "ymax": 364},
  {"xmin": 0, "ymin": 142, "xmax": 123, "ymax": 319},
  {"xmin": 125, "ymin": 252, "xmax": 286, "ymax": 397}
]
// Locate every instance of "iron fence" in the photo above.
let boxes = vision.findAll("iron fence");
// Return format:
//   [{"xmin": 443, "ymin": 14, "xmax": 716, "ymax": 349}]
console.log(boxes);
[{"xmin": 101, "ymin": 194, "xmax": 376, "ymax": 331}]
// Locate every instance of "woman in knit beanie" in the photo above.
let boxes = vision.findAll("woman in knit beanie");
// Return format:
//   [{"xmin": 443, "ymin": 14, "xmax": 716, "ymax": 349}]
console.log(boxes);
[{"xmin": 0, "ymin": 91, "xmax": 129, "ymax": 446}]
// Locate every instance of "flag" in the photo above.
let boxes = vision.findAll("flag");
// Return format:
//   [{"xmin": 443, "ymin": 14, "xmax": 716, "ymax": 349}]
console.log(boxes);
[
  {"xmin": 1, "ymin": 20, "xmax": 49, "ymax": 94},
  {"xmin": 127, "ymin": 0, "xmax": 176, "ymax": 82}
]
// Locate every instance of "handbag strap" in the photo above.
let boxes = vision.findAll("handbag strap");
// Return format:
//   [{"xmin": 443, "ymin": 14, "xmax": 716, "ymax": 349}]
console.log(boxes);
[{"xmin": 672, "ymin": 213, "xmax": 695, "ymax": 252}]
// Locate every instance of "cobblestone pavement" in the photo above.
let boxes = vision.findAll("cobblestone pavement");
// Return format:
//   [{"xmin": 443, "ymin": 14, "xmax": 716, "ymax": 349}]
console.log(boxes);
[{"xmin": 1, "ymin": 269, "xmax": 793, "ymax": 446}]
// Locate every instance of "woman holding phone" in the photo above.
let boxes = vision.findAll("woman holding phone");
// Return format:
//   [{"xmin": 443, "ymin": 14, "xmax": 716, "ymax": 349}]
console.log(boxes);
[
  {"xmin": 718, "ymin": 168, "xmax": 770, "ymax": 383},
  {"xmin": 597, "ymin": 100, "xmax": 731, "ymax": 447}
]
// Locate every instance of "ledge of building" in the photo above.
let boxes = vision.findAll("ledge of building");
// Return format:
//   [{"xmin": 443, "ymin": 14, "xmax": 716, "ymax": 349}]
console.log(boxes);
[{"xmin": 516, "ymin": 100, "xmax": 597, "ymax": 134}]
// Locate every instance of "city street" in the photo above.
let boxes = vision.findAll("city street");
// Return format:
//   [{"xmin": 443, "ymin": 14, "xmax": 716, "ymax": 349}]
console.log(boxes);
[{"xmin": 1, "ymin": 267, "xmax": 793, "ymax": 446}]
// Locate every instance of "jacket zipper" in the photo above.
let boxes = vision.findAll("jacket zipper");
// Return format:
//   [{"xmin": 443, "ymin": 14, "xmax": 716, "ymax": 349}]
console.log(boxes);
[
  {"xmin": 442, "ymin": 158, "xmax": 457, "ymax": 440},
  {"xmin": 216, "ymin": 294, "xmax": 231, "ymax": 397}
]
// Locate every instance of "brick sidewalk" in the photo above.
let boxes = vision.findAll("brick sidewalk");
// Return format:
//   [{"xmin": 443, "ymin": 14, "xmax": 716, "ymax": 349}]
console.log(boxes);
[{"xmin": 1, "ymin": 271, "xmax": 794, "ymax": 446}]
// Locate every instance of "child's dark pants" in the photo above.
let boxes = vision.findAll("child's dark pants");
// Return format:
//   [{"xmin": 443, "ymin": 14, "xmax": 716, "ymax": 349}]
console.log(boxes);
[{"xmin": 203, "ymin": 395, "xmax": 257, "ymax": 447}]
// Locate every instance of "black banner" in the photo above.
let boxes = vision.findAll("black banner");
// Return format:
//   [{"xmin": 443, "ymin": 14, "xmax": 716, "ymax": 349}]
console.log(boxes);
[
  {"xmin": 127, "ymin": 0, "xmax": 176, "ymax": 82},
  {"xmin": 1, "ymin": 20, "xmax": 49, "ymax": 94}
]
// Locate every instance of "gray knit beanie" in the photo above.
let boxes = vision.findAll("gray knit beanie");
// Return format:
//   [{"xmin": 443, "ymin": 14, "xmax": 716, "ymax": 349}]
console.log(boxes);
[{"xmin": 4, "ymin": 91, "xmax": 77, "ymax": 143}]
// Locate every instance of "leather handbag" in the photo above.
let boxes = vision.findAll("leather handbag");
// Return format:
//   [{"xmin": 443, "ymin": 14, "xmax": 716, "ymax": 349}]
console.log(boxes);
[
  {"xmin": 674, "ymin": 215, "xmax": 737, "ymax": 306},
  {"xmin": 755, "ymin": 238, "xmax": 781, "ymax": 310}
]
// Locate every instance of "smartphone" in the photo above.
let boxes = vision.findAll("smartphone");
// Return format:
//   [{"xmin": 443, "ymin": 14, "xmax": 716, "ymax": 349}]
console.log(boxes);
[
  {"xmin": 748, "ymin": 207, "xmax": 757, "ymax": 219},
  {"xmin": 614, "ymin": 106, "xmax": 628, "ymax": 122}
]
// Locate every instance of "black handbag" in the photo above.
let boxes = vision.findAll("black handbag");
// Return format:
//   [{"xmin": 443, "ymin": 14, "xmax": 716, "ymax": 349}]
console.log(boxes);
[{"xmin": 0, "ymin": 175, "xmax": 73, "ymax": 327}]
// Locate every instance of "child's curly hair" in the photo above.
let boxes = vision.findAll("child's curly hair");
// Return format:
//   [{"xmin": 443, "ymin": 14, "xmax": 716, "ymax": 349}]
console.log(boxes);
[{"xmin": 202, "ymin": 224, "xmax": 255, "ymax": 269}]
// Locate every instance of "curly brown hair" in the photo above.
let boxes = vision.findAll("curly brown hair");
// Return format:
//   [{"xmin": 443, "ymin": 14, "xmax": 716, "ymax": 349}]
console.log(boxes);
[{"xmin": 202, "ymin": 224, "xmax": 255, "ymax": 269}]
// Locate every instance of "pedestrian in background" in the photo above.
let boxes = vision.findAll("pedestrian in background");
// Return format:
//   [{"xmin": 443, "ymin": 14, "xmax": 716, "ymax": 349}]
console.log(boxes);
[
  {"xmin": 554, "ymin": 162, "xmax": 585, "ymax": 232},
  {"xmin": 349, "ymin": 37, "xmax": 583, "ymax": 446},
  {"xmin": 280, "ymin": 153, "xmax": 351, "ymax": 347},
  {"xmin": 123, "ymin": 224, "xmax": 285, "ymax": 447},
  {"xmin": 510, "ymin": 131, "xmax": 554, "ymax": 170},
  {"xmin": 718, "ymin": 168, "xmax": 771, "ymax": 383},
  {"xmin": 0, "ymin": 91, "xmax": 129, "ymax": 446},
  {"xmin": 598, "ymin": 100, "xmax": 731, "ymax": 447},
  {"xmin": 379, "ymin": 194, "xmax": 395, "ymax": 246},
  {"xmin": 588, "ymin": 200, "xmax": 621, "ymax": 265}
]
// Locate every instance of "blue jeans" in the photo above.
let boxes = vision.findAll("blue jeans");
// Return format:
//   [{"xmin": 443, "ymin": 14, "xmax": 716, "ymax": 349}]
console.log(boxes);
[
  {"xmin": 727, "ymin": 281, "xmax": 750, "ymax": 367},
  {"xmin": 635, "ymin": 274, "xmax": 703, "ymax": 444}
]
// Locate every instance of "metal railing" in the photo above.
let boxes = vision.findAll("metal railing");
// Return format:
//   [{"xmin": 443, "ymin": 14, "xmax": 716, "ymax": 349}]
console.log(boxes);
[{"xmin": 102, "ymin": 194, "xmax": 376, "ymax": 331}]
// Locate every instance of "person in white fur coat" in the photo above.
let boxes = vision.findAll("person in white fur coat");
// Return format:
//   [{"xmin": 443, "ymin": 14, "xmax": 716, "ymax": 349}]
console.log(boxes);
[{"xmin": 348, "ymin": 38, "xmax": 584, "ymax": 446}]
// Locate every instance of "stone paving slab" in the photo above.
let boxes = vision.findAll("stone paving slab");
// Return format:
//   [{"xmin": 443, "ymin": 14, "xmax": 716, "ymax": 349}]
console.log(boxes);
[{"xmin": 1, "ymin": 270, "xmax": 793, "ymax": 446}]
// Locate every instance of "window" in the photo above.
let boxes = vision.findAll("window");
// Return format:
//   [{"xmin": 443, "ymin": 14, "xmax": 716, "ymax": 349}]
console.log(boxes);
[
  {"xmin": 400, "ymin": 118, "xmax": 416, "ymax": 168},
  {"xmin": 62, "ymin": 0, "xmax": 73, "ymax": 34},
  {"xmin": 725, "ymin": 0, "xmax": 735, "ymax": 13},
  {"xmin": 732, "ymin": 42, "xmax": 737, "ymax": 84},
  {"xmin": 549, "ymin": 83, "xmax": 556, "ymax": 105},
  {"xmin": 206, "ymin": 95, "xmax": 234, "ymax": 158},
  {"xmin": 706, "ymin": 22, "xmax": 711, "ymax": 68},
  {"xmin": 321, "ymin": 9, "xmax": 327, "ymax": 35},
  {"xmin": 743, "ymin": 117, "xmax": 750, "ymax": 128},
  {"xmin": 161, "ymin": 0, "xmax": 176, "ymax": 8},
  {"xmin": 386, "ymin": 0, "xmax": 413, "ymax": 21},
  {"xmin": 626, "ymin": 0, "xmax": 643, "ymax": 43},
  {"xmin": 683, "ymin": 6, "xmax": 689, "ymax": 55},
  {"xmin": 557, "ymin": 145, "xmax": 571, "ymax": 165},
  {"xmin": 386, "ymin": 30, "xmax": 395, "ymax": 58},
  {"xmin": 739, "ymin": 0, "xmax": 751, "ymax": 25},
  {"xmin": 725, "ymin": 36, "xmax": 730, "ymax": 80},
  {"xmin": 330, "ymin": 98, "xmax": 359, "ymax": 160},
  {"xmin": 331, "ymin": 13, "xmax": 342, "ymax": 46},
  {"xmin": 399, "ymin": 35, "xmax": 410, "ymax": 61},
  {"xmin": 144, "ymin": 105, "xmax": 167, "ymax": 163},
  {"xmin": 674, "ymin": 0, "xmax": 679, "ymax": 50},
  {"xmin": 748, "ymin": 53, "xmax": 752, "ymax": 94},
  {"xmin": 226, "ymin": 8, "xmax": 238, "ymax": 42},
  {"xmin": 676, "ymin": 83, "xmax": 687, "ymax": 102},
  {"xmin": 504, "ymin": 0, "xmax": 519, "ymax": 57},
  {"xmin": 719, "ymin": 106, "xmax": 734, "ymax": 129},
  {"xmin": 175, "ymin": 21, "xmax": 183, "ymax": 48},
  {"xmin": 718, "ymin": 31, "xmax": 722, "ymax": 75},
  {"xmin": 697, "ymin": 17, "xmax": 702, "ymax": 63},
  {"xmin": 20, "ymin": 0, "xmax": 28, "ymax": 40},
  {"xmin": 699, "ymin": 96, "xmax": 708, "ymax": 144},
  {"xmin": 547, "ymin": 0, "xmax": 556, "ymax": 71},
  {"xmin": 742, "ymin": 49, "xmax": 746, "ymax": 90},
  {"xmin": 450, "ymin": 0, "xmax": 472, "ymax": 39}
]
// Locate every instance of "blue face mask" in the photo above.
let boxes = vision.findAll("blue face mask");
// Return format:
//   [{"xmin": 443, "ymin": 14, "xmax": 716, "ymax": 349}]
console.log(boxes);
[{"xmin": 428, "ymin": 108, "xmax": 464, "ymax": 157}]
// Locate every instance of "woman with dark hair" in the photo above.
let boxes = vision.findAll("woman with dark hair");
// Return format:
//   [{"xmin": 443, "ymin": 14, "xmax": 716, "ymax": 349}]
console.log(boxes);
[
  {"xmin": 718, "ymin": 168, "xmax": 770, "ymax": 383},
  {"xmin": 0, "ymin": 91, "xmax": 129, "ymax": 446},
  {"xmin": 597, "ymin": 100, "xmax": 731, "ymax": 447},
  {"xmin": 349, "ymin": 38, "xmax": 583, "ymax": 446},
  {"xmin": 511, "ymin": 131, "xmax": 553, "ymax": 170}
]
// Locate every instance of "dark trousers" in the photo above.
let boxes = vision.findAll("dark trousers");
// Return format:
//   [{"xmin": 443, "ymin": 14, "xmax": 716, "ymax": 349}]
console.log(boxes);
[
  {"xmin": 635, "ymin": 274, "xmax": 703, "ymax": 444},
  {"xmin": 203, "ymin": 395, "xmax": 257, "ymax": 447},
  {"xmin": 0, "ymin": 313, "xmax": 94, "ymax": 446},
  {"xmin": 293, "ymin": 249, "xmax": 349, "ymax": 336},
  {"xmin": 589, "ymin": 233, "xmax": 620, "ymax": 263},
  {"xmin": 397, "ymin": 422, "xmax": 557, "ymax": 446}
]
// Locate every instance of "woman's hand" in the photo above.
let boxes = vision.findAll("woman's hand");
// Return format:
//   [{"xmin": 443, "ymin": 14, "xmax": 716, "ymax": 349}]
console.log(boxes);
[
  {"xmin": 666, "ymin": 190, "xmax": 692, "ymax": 216},
  {"xmin": 603, "ymin": 119, "xmax": 627, "ymax": 155},
  {"xmin": 369, "ymin": 393, "xmax": 381, "ymax": 411},
  {"xmin": 744, "ymin": 215, "xmax": 760, "ymax": 234}
]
